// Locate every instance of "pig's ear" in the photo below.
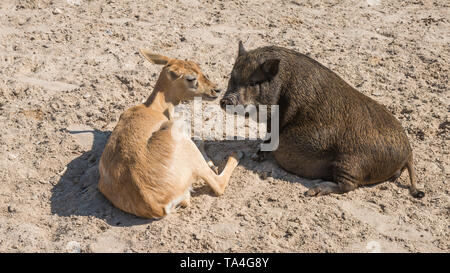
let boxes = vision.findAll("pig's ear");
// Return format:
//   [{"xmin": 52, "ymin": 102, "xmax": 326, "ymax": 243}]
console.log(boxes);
[
  {"xmin": 238, "ymin": 41, "xmax": 246, "ymax": 56},
  {"xmin": 261, "ymin": 59, "xmax": 280, "ymax": 79},
  {"xmin": 249, "ymin": 59, "xmax": 280, "ymax": 83}
]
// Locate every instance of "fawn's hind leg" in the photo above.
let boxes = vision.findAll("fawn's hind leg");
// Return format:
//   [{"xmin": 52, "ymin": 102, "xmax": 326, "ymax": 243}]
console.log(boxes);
[
  {"xmin": 179, "ymin": 189, "xmax": 191, "ymax": 208},
  {"xmin": 186, "ymin": 139, "xmax": 242, "ymax": 196},
  {"xmin": 194, "ymin": 140, "xmax": 218, "ymax": 174},
  {"xmin": 171, "ymin": 121, "xmax": 242, "ymax": 197},
  {"xmin": 200, "ymin": 151, "xmax": 242, "ymax": 195}
]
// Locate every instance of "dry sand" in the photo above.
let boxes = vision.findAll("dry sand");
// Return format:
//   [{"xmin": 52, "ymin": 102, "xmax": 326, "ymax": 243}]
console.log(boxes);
[{"xmin": 0, "ymin": 0, "xmax": 448, "ymax": 252}]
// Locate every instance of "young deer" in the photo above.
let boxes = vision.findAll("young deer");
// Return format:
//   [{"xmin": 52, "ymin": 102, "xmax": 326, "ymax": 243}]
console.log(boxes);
[{"xmin": 98, "ymin": 50, "xmax": 242, "ymax": 219}]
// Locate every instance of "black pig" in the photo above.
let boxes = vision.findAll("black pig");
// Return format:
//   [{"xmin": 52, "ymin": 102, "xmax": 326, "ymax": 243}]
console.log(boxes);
[{"xmin": 220, "ymin": 42, "xmax": 424, "ymax": 198}]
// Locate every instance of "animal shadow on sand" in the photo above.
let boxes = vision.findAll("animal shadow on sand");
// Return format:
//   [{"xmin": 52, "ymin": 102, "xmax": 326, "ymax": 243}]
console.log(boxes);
[
  {"xmin": 50, "ymin": 130, "xmax": 332, "ymax": 225},
  {"xmin": 49, "ymin": 130, "xmax": 272, "ymax": 225},
  {"xmin": 201, "ymin": 140, "xmax": 388, "ymax": 197},
  {"xmin": 50, "ymin": 129, "xmax": 154, "ymax": 226},
  {"xmin": 199, "ymin": 140, "xmax": 322, "ymax": 196}
]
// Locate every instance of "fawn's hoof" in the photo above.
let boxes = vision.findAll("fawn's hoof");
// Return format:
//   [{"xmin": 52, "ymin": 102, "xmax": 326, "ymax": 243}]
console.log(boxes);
[{"xmin": 211, "ymin": 165, "xmax": 219, "ymax": 175}]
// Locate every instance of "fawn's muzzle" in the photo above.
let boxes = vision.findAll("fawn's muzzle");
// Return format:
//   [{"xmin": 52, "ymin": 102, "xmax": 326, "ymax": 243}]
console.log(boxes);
[
  {"xmin": 204, "ymin": 88, "xmax": 221, "ymax": 100},
  {"xmin": 212, "ymin": 88, "xmax": 222, "ymax": 95}
]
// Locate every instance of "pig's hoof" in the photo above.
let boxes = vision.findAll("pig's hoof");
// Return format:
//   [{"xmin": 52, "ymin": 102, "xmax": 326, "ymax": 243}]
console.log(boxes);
[
  {"xmin": 251, "ymin": 151, "xmax": 267, "ymax": 162},
  {"xmin": 411, "ymin": 189, "xmax": 425, "ymax": 199},
  {"xmin": 304, "ymin": 182, "xmax": 341, "ymax": 197},
  {"xmin": 305, "ymin": 187, "xmax": 321, "ymax": 197}
]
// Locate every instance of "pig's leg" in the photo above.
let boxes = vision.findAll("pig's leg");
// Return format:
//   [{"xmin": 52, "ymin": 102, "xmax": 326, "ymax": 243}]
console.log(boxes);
[
  {"xmin": 251, "ymin": 145, "xmax": 270, "ymax": 162},
  {"xmin": 251, "ymin": 117, "xmax": 274, "ymax": 162},
  {"xmin": 305, "ymin": 162, "xmax": 359, "ymax": 196}
]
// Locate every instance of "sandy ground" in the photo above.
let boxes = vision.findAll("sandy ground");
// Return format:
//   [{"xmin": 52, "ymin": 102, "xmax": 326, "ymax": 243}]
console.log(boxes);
[{"xmin": 0, "ymin": 0, "xmax": 448, "ymax": 253}]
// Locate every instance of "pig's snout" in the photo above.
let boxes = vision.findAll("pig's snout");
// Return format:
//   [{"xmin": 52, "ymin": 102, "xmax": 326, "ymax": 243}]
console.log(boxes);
[
  {"xmin": 220, "ymin": 93, "xmax": 239, "ymax": 109},
  {"xmin": 220, "ymin": 97, "xmax": 232, "ymax": 109}
]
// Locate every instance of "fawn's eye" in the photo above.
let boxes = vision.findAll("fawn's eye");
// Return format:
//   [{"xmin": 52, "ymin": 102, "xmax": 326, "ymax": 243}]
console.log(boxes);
[
  {"xmin": 185, "ymin": 74, "xmax": 197, "ymax": 82},
  {"xmin": 248, "ymin": 81, "xmax": 258, "ymax": 87}
]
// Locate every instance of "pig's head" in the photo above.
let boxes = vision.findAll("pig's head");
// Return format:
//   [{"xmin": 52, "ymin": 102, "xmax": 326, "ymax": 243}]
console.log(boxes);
[{"xmin": 220, "ymin": 41, "xmax": 281, "ymax": 109}]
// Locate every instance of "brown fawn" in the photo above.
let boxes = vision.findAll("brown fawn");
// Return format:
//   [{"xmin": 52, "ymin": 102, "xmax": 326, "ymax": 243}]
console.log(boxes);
[{"xmin": 98, "ymin": 50, "xmax": 242, "ymax": 219}]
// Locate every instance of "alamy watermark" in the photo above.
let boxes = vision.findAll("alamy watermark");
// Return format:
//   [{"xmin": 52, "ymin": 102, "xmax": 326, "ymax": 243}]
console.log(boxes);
[
  {"xmin": 366, "ymin": 241, "xmax": 381, "ymax": 253},
  {"xmin": 173, "ymin": 97, "xmax": 279, "ymax": 151}
]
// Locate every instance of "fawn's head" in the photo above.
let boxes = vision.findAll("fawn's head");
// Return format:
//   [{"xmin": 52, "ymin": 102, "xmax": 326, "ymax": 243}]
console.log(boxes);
[{"xmin": 140, "ymin": 49, "xmax": 221, "ymax": 102}]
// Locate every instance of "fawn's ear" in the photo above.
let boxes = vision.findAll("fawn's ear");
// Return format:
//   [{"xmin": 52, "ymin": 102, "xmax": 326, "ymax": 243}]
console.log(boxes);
[{"xmin": 139, "ymin": 49, "xmax": 171, "ymax": 65}]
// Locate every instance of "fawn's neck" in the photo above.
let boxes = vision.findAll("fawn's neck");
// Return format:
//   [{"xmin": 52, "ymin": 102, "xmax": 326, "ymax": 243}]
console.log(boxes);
[{"xmin": 144, "ymin": 77, "xmax": 180, "ymax": 116}]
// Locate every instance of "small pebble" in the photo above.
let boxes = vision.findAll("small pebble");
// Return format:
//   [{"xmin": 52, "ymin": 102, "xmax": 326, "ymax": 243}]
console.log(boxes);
[
  {"xmin": 7, "ymin": 205, "xmax": 16, "ymax": 213},
  {"xmin": 67, "ymin": 0, "xmax": 82, "ymax": 6},
  {"xmin": 52, "ymin": 8, "xmax": 62, "ymax": 15}
]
